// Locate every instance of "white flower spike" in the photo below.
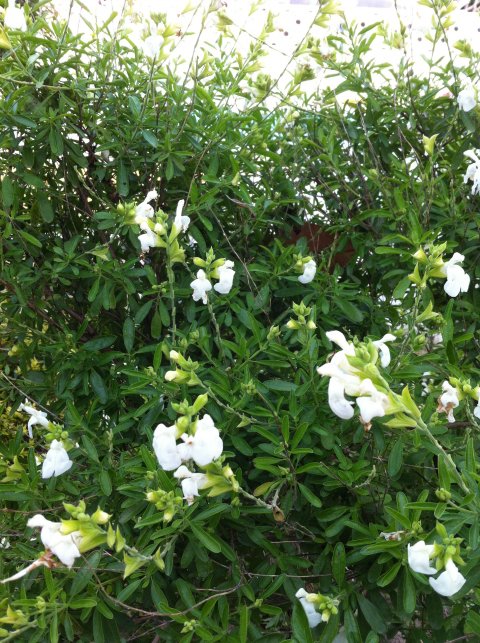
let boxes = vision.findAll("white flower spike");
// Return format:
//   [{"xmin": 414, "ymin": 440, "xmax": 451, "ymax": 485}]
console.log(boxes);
[
  {"xmin": 441, "ymin": 253, "xmax": 470, "ymax": 298},
  {"xmin": 429, "ymin": 559, "xmax": 466, "ymax": 597},
  {"xmin": 214, "ymin": 260, "xmax": 235, "ymax": 294},
  {"xmin": 42, "ymin": 440, "xmax": 73, "ymax": 479},
  {"xmin": 27, "ymin": 515, "xmax": 82, "ymax": 568},
  {"xmin": 298, "ymin": 259, "xmax": 317, "ymax": 284},
  {"xmin": 190, "ymin": 269, "xmax": 212, "ymax": 304},
  {"xmin": 407, "ymin": 541, "xmax": 437, "ymax": 575}
]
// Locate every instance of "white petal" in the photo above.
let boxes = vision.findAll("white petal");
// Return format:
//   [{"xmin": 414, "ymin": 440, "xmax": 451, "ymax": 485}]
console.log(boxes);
[
  {"xmin": 298, "ymin": 260, "xmax": 317, "ymax": 284},
  {"xmin": 407, "ymin": 541, "xmax": 437, "ymax": 575},
  {"xmin": 325, "ymin": 331, "xmax": 351, "ymax": 352},
  {"xmin": 428, "ymin": 560, "xmax": 466, "ymax": 597},
  {"xmin": 328, "ymin": 378, "xmax": 354, "ymax": 420},
  {"xmin": 152, "ymin": 424, "xmax": 182, "ymax": 471}
]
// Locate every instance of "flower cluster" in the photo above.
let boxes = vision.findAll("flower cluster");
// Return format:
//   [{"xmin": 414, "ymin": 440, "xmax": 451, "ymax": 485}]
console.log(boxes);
[
  {"xmin": 152, "ymin": 395, "xmax": 223, "ymax": 505},
  {"xmin": 295, "ymin": 588, "xmax": 339, "ymax": 628},
  {"xmin": 317, "ymin": 330, "xmax": 396, "ymax": 429},
  {"xmin": 410, "ymin": 245, "xmax": 470, "ymax": 298},
  {"xmin": 408, "ymin": 535, "xmax": 466, "ymax": 598},
  {"xmin": 191, "ymin": 250, "xmax": 235, "ymax": 304},
  {"xmin": 17, "ymin": 401, "xmax": 73, "ymax": 479}
]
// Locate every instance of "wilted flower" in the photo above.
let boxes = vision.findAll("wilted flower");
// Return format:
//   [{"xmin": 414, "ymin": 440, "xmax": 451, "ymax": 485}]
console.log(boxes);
[
  {"xmin": 4, "ymin": 0, "xmax": 27, "ymax": 31},
  {"xmin": 190, "ymin": 269, "xmax": 212, "ymax": 304},
  {"xmin": 18, "ymin": 401, "xmax": 49, "ymax": 438},
  {"xmin": 407, "ymin": 541, "xmax": 437, "ymax": 575},
  {"xmin": 27, "ymin": 515, "xmax": 82, "ymax": 568},
  {"xmin": 173, "ymin": 199, "xmax": 190, "ymax": 233},
  {"xmin": 153, "ymin": 424, "xmax": 182, "ymax": 471},
  {"xmin": 437, "ymin": 381, "xmax": 460, "ymax": 423},
  {"xmin": 429, "ymin": 559, "xmax": 466, "ymax": 597},
  {"xmin": 42, "ymin": 440, "xmax": 73, "ymax": 479},
  {"xmin": 298, "ymin": 259, "xmax": 317, "ymax": 284},
  {"xmin": 440, "ymin": 253, "xmax": 470, "ymax": 298},
  {"xmin": 214, "ymin": 260, "xmax": 235, "ymax": 294},
  {"xmin": 295, "ymin": 589, "xmax": 322, "ymax": 628},
  {"xmin": 464, "ymin": 149, "xmax": 480, "ymax": 196}
]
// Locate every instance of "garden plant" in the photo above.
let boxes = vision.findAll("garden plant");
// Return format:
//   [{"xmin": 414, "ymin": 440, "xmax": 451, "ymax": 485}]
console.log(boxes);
[{"xmin": 1, "ymin": 0, "xmax": 480, "ymax": 641}]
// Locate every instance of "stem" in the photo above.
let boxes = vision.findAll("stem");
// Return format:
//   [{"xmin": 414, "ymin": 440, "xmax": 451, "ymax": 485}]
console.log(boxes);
[
  {"xmin": 206, "ymin": 298, "xmax": 225, "ymax": 363},
  {"xmin": 416, "ymin": 418, "xmax": 471, "ymax": 497},
  {"xmin": 166, "ymin": 262, "xmax": 176, "ymax": 342}
]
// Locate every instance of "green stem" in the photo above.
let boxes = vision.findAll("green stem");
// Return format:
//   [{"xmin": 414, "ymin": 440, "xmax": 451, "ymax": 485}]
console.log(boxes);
[{"xmin": 166, "ymin": 262, "xmax": 176, "ymax": 342}]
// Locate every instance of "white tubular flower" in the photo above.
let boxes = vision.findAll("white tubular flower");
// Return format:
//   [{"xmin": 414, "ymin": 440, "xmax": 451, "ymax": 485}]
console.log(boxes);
[
  {"xmin": 327, "ymin": 377, "xmax": 354, "ymax": 420},
  {"xmin": 173, "ymin": 199, "xmax": 190, "ymax": 233},
  {"xmin": 213, "ymin": 260, "xmax": 235, "ymax": 294},
  {"xmin": 458, "ymin": 87, "xmax": 476, "ymax": 112},
  {"xmin": 18, "ymin": 401, "xmax": 49, "ymax": 439},
  {"xmin": 438, "ymin": 381, "xmax": 460, "ymax": 423},
  {"xmin": 190, "ymin": 269, "xmax": 212, "ymax": 304},
  {"xmin": 464, "ymin": 150, "xmax": 480, "ymax": 196},
  {"xmin": 173, "ymin": 465, "xmax": 208, "ymax": 505},
  {"xmin": 298, "ymin": 259, "xmax": 317, "ymax": 284},
  {"xmin": 152, "ymin": 424, "xmax": 182, "ymax": 471},
  {"xmin": 407, "ymin": 541, "xmax": 437, "ymax": 575},
  {"xmin": 372, "ymin": 333, "xmax": 396, "ymax": 368},
  {"xmin": 143, "ymin": 34, "xmax": 163, "ymax": 60},
  {"xmin": 41, "ymin": 440, "xmax": 73, "ymax": 479},
  {"xmin": 295, "ymin": 589, "xmax": 322, "ymax": 628},
  {"xmin": 429, "ymin": 559, "xmax": 466, "ymax": 597},
  {"xmin": 356, "ymin": 379, "xmax": 390, "ymax": 425},
  {"xmin": 135, "ymin": 189, "xmax": 157, "ymax": 224},
  {"xmin": 27, "ymin": 515, "xmax": 81, "ymax": 568},
  {"xmin": 441, "ymin": 253, "xmax": 470, "ymax": 298},
  {"xmin": 191, "ymin": 414, "xmax": 223, "ymax": 466},
  {"xmin": 138, "ymin": 221, "xmax": 158, "ymax": 253},
  {"xmin": 4, "ymin": 1, "xmax": 27, "ymax": 31}
]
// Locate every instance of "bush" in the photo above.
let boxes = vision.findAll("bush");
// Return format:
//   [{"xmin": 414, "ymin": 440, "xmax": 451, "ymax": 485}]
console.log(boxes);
[{"xmin": 1, "ymin": 0, "xmax": 480, "ymax": 641}]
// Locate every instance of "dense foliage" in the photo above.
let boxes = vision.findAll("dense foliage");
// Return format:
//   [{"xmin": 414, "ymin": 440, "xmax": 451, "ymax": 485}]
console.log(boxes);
[{"xmin": 1, "ymin": 0, "xmax": 480, "ymax": 641}]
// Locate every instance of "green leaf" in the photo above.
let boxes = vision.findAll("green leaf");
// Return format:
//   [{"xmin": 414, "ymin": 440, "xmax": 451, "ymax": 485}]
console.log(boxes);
[
  {"xmin": 263, "ymin": 380, "xmax": 298, "ymax": 392},
  {"xmin": 99, "ymin": 470, "xmax": 112, "ymax": 496},
  {"xmin": 70, "ymin": 551, "xmax": 102, "ymax": 597},
  {"xmin": 332, "ymin": 542, "xmax": 346, "ymax": 586},
  {"xmin": 190, "ymin": 524, "xmax": 222, "ymax": 553},
  {"xmin": 123, "ymin": 317, "xmax": 135, "ymax": 353},
  {"xmin": 239, "ymin": 604, "xmax": 249, "ymax": 643},
  {"xmin": 298, "ymin": 483, "xmax": 323, "ymax": 508},
  {"xmin": 142, "ymin": 130, "xmax": 159, "ymax": 147},
  {"xmin": 402, "ymin": 569, "xmax": 416, "ymax": 614},
  {"xmin": 81, "ymin": 435, "xmax": 100, "ymax": 463},
  {"xmin": 292, "ymin": 601, "xmax": 314, "ymax": 642},
  {"xmin": 335, "ymin": 298, "xmax": 363, "ymax": 322},
  {"xmin": 387, "ymin": 439, "xmax": 403, "ymax": 477},
  {"xmin": 90, "ymin": 370, "xmax": 108, "ymax": 404},
  {"xmin": 1, "ymin": 176, "xmax": 14, "ymax": 208},
  {"xmin": 19, "ymin": 230, "xmax": 42, "ymax": 248},
  {"xmin": 357, "ymin": 595, "xmax": 387, "ymax": 634}
]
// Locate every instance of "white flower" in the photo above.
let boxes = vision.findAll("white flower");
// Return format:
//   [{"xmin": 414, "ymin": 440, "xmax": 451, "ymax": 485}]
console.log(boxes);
[
  {"xmin": 441, "ymin": 253, "xmax": 470, "ymax": 298},
  {"xmin": 18, "ymin": 401, "xmax": 49, "ymax": 439},
  {"xmin": 173, "ymin": 199, "xmax": 190, "ymax": 233},
  {"xmin": 42, "ymin": 440, "xmax": 73, "ymax": 479},
  {"xmin": 372, "ymin": 333, "xmax": 396, "ymax": 368},
  {"xmin": 298, "ymin": 259, "xmax": 317, "ymax": 284},
  {"xmin": 135, "ymin": 189, "xmax": 157, "ymax": 225},
  {"xmin": 458, "ymin": 87, "xmax": 476, "ymax": 112},
  {"xmin": 174, "ymin": 465, "xmax": 208, "ymax": 505},
  {"xmin": 190, "ymin": 269, "xmax": 212, "ymax": 304},
  {"xmin": 438, "ymin": 381, "xmax": 460, "ymax": 423},
  {"xmin": 464, "ymin": 150, "xmax": 480, "ymax": 196},
  {"xmin": 407, "ymin": 541, "xmax": 437, "ymax": 575},
  {"xmin": 214, "ymin": 260, "xmax": 235, "ymax": 294},
  {"xmin": 4, "ymin": 1, "xmax": 27, "ymax": 31},
  {"xmin": 143, "ymin": 34, "xmax": 163, "ymax": 60},
  {"xmin": 474, "ymin": 399, "xmax": 480, "ymax": 419},
  {"xmin": 356, "ymin": 379, "xmax": 390, "ymax": 424},
  {"xmin": 295, "ymin": 588, "xmax": 322, "ymax": 628},
  {"xmin": 177, "ymin": 415, "xmax": 223, "ymax": 467},
  {"xmin": 27, "ymin": 515, "xmax": 81, "ymax": 568},
  {"xmin": 152, "ymin": 423, "xmax": 182, "ymax": 471},
  {"xmin": 327, "ymin": 377, "xmax": 354, "ymax": 419},
  {"xmin": 429, "ymin": 559, "xmax": 466, "ymax": 597},
  {"xmin": 138, "ymin": 221, "xmax": 158, "ymax": 253}
]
